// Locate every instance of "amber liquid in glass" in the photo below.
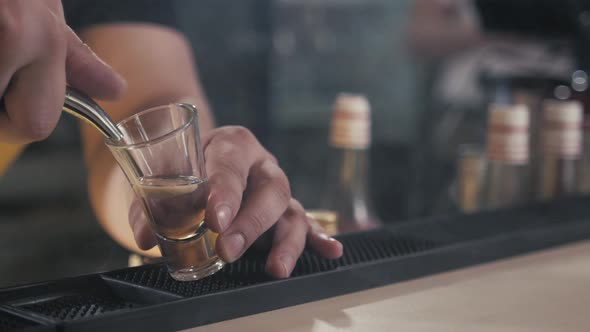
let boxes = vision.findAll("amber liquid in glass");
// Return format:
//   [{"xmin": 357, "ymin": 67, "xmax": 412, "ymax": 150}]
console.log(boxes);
[{"xmin": 134, "ymin": 176, "xmax": 224, "ymax": 281}]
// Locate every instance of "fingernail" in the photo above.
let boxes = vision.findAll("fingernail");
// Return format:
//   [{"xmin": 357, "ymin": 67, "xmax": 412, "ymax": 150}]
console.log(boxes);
[
  {"xmin": 280, "ymin": 255, "xmax": 294, "ymax": 278},
  {"xmin": 215, "ymin": 205, "xmax": 232, "ymax": 231},
  {"xmin": 222, "ymin": 233, "xmax": 245, "ymax": 261},
  {"xmin": 317, "ymin": 232, "xmax": 337, "ymax": 242}
]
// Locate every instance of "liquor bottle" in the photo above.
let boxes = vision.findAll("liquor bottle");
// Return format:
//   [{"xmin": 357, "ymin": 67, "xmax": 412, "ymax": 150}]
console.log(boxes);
[
  {"xmin": 513, "ymin": 88, "xmax": 544, "ymax": 200},
  {"xmin": 581, "ymin": 119, "xmax": 590, "ymax": 193},
  {"xmin": 456, "ymin": 144, "xmax": 486, "ymax": 213},
  {"xmin": 537, "ymin": 100, "xmax": 583, "ymax": 199},
  {"xmin": 570, "ymin": 71, "xmax": 590, "ymax": 193},
  {"xmin": 480, "ymin": 104, "xmax": 530, "ymax": 209},
  {"xmin": 311, "ymin": 93, "xmax": 381, "ymax": 235}
]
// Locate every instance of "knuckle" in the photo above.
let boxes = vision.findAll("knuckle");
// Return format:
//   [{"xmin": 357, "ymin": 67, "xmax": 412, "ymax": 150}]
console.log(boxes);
[
  {"xmin": 210, "ymin": 160, "xmax": 247, "ymax": 189},
  {"xmin": 276, "ymin": 175, "xmax": 292, "ymax": 201},
  {"xmin": 44, "ymin": 21, "xmax": 66, "ymax": 52},
  {"xmin": 261, "ymin": 174, "xmax": 291, "ymax": 205},
  {"xmin": 284, "ymin": 200, "xmax": 304, "ymax": 220},
  {"xmin": 224, "ymin": 126, "xmax": 257, "ymax": 145},
  {"xmin": 289, "ymin": 198, "xmax": 305, "ymax": 214},
  {"xmin": 246, "ymin": 210, "xmax": 270, "ymax": 238},
  {"xmin": 266, "ymin": 153, "xmax": 279, "ymax": 165},
  {"xmin": 283, "ymin": 207, "xmax": 311, "ymax": 233},
  {"xmin": 230, "ymin": 125, "xmax": 254, "ymax": 139},
  {"xmin": 257, "ymin": 162, "xmax": 291, "ymax": 204}
]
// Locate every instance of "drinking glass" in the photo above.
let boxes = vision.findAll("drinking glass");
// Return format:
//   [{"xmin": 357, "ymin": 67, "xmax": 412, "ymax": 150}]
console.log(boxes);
[{"xmin": 105, "ymin": 103, "xmax": 225, "ymax": 281}]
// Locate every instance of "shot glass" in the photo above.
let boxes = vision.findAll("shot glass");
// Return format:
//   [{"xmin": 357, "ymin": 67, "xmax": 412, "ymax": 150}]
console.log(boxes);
[{"xmin": 105, "ymin": 103, "xmax": 225, "ymax": 281}]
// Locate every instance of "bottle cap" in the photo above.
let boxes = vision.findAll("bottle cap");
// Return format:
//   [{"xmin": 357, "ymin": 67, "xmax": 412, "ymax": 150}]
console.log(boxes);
[
  {"xmin": 488, "ymin": 104, "xmax": 529, "ymax": 127},
  {"xmin": 486, "ymin": 104, "xmax": 529, "ymax": 164},
  {"xmin": 305, "ymin": 210, "xmax": 338, "ymax": 236},
  {"xmin": 542, "ymin": 100, "xmax": 582, "ymax": 158},
  {"xmin": 329, "ymin": 93, "xmax": 371, "ymax": 149},
  {"xmin": 543, "ymin": 100, "xmax": 583, "ymax": 124}
]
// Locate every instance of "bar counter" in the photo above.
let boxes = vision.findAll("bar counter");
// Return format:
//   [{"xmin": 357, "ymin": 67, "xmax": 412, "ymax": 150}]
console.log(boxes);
[
  {"xmin": 2, "ymin": 196, "xmax": 590, "ymax": 331},
  {"xmin": 190, "ymin": 241, "xmax": 590, "ymax": 332}
]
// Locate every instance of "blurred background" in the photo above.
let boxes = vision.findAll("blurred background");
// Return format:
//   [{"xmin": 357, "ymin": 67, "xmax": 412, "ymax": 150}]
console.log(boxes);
[{"xmin": 1, "ymin": 0, "xmax": 590, "ymax": 287}]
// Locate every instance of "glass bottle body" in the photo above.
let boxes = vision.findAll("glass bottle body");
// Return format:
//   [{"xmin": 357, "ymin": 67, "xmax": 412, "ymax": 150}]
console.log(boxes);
[
  {"xmin": 538, "ymin": 157, "xmax": 581, "ymax": 199},
  {"xmin": 480, "ymin": 161, "xmax": 529, "ymax": 209},
  {"xmin": 581, "ymin": 130, "xmax": 590, "ymax": 193},
  {"xmin": 321, "ymin": 148, "xmax": 380, "ymax": 234}
]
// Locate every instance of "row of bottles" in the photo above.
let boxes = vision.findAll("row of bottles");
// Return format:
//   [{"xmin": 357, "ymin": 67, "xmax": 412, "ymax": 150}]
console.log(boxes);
[
  {"xmin": 458, "ymin": 98, "xmax": 585, "ymax": 212},
  {"xmin": 305, "ymin": 93, "xmax": 585, "ymax": 233},
  {"xmin": 306, "ymin": 93, "xmax": 381, "ymax": 235},
  {"xmin": 307, "ymin": 93, "xmax": 587, "ymax": 233}
]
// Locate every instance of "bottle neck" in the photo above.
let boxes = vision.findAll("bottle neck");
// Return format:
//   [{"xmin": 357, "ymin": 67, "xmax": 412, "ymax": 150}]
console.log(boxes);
[{"xmin": 336, "ymin": 148, "xmax": 369, "ymax": 196}]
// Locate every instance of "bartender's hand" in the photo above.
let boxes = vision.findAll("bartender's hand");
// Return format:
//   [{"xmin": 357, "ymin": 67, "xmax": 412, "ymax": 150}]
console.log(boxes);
[
  {"xmin": 129, "ymin": 126, "xmax": 343, "ymax": 278},
  {"xmin": 0, "ymin": 0, "xmax": 126, "ymax": 143}
]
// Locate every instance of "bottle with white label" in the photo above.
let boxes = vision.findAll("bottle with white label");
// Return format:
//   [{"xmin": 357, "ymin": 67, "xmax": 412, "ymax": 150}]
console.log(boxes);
[
  {"xmin": 581, "ymin": 120, "xmax": 590, "ymax": 193},
  {"xmin": 309, "ymin": 93, "xmax": 381, "ymax": 235},
  {"xmin": 480, "ymin": 104, "xmax": 530, "ymax": 209},
  {"xmin": 537, "ymin": 100, "xmax": 583, "ymax": 199}
]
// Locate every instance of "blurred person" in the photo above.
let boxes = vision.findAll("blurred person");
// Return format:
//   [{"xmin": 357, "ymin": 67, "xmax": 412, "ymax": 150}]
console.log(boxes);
[
  {"xmin": 407, "ymin": 0, "xmax": 572, "ymax": 116},
  {"xmin": 0, "ymin": 0, "xmax": 342, "ymax": 278},
  {"xmin": 405, "ymin": 0, "xmax": 574, "ymax": 214}
]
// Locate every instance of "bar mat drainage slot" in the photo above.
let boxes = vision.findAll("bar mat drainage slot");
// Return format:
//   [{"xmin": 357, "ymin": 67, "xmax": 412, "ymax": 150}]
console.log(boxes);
[{"xmin": 20, "ymin": 292, "xmax": 138, "ymax": 321}]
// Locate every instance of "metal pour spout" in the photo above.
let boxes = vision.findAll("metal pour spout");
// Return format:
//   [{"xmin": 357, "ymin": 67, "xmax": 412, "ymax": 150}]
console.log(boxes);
[{"xmin": 62, "ymin": 87, "xmax": 123, "ymax": 140}]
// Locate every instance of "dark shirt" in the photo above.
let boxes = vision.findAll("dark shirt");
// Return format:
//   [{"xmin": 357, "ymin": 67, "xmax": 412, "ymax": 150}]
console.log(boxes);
[{"xmin": 62, "ymin": 0, "xmax": 179, "ymax": 33}]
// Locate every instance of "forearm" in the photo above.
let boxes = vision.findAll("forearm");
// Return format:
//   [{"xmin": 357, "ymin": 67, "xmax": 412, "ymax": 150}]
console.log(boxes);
[{"xmin": 78, "ymin": 23, "xmax": 215, "ymax": 255}]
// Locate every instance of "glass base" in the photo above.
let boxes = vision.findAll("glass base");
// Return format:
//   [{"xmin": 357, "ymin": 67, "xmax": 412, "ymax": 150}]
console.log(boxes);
[{"xmin": 168, "ymin": 258, "xmax": 225, "ymax": 281}]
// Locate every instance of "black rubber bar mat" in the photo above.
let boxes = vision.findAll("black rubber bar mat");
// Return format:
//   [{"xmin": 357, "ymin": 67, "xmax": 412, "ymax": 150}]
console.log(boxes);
[{"xmin": 1, "ymin": 196, "xmax": 590, "ymax": 331}]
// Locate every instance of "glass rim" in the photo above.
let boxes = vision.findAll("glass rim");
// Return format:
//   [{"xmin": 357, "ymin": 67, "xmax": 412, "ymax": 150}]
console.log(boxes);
[{"xmin": 104, "ymin": 103, "xmax": 197, "ymax": 150}]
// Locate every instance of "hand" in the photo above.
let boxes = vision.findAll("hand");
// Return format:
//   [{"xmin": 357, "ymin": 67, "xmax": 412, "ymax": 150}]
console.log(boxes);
[
  {"xmin": 129, "ymin": 126, "xmax": 343, "ymax": 278},
  {"xmin": 0, "ymin": 0, "xmax": 126, "ymax": 143}
]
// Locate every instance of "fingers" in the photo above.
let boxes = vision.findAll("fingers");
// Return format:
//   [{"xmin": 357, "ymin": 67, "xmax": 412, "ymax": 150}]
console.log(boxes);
[
  {"xmin": 128, "ymin": 199, "xmax": 157, "ymax": 250},
  {"xmin": 306, "ymin": 215, "xmax": 344, "ymax": 260},
  {"xmin": 0, "ymin": 0, "xmax": 66, "ymax": 143},
  {"xmin": 203, "ymin": 127, "xmax": 260, "ymax": 233},
  {"xmin": 0, "ymin": 62, "xmax": 65, "ymax": 143},
  {"xmin": 0, "ymin": 11, "xmax": 67, "ymax": 143},
  {"xmin": 265, "ymin": 199, "xmax": 344, "ymax": 279},
  {"xmin": 216, "ymin": 158, "xmax": 291, "ymax": 263},
  {"xmin": 265, "ymin": 199, "xmax": 309, "ymax": 278},
  {"xmin": 65, "ymin": 26, "xmax": 127, "ymax": 99},
  {"xmin": 203, "ymin": 126, "xmax": 338, "ymax": 272},
  {"xmin": 0, "ymin": 0, "xmax": 125, "ymax": 144}
]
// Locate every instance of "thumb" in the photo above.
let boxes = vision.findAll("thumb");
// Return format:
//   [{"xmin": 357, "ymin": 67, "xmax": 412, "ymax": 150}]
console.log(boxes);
[
  {"xmin": 65, "ymin": 26, "xmax": 127, "ymax": 99},
  {"xmin": 129, "ymin": 199, "xmax": 158, "ymax": 250}
]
